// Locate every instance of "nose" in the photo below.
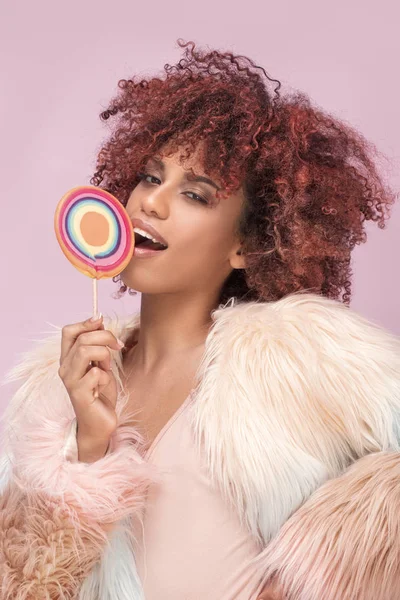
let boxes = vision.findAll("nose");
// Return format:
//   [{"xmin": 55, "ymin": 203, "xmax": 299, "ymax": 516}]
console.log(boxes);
[{"xmin": 140, "ymin": 182, "xmax": 170, "ymax": 218}]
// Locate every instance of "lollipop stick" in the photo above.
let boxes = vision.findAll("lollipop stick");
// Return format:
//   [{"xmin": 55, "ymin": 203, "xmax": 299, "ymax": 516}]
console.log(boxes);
[
  {"xmin": 93, "ymin": 278, "xmax": 100, "ymax": 400},
  {"xmin": 93, "ymin": 278, "xmax": 98, "ymax": 318}
]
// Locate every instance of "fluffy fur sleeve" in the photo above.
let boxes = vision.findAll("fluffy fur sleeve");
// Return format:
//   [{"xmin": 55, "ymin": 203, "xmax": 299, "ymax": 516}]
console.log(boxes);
[
  {"xmin": 246, "ymin": 293, "xmax": 400, "ymax": 600},
  {"xmin": 255, "ymin": 451, "xmax": 400, "ymax": 600},
  {"xmin": 0, "ymin": 324, "xmax": 153, "ymax": 600}
]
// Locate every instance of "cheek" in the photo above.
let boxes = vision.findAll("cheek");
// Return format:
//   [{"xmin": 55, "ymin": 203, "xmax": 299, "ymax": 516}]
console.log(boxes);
[
  {"xmin": 179, "ymin": 230, "xmax": 229, "ymax": 273},
  {"xmin": 125, "ymin": 190, "xmax": 137, "ymax": 212},
  {"xmin": 199, "ymin": 221, "xmax": 235, "ymax": 251},
  {"xmin": 178, "ymin": 227, "xmax": 231, "ymax": 264}
]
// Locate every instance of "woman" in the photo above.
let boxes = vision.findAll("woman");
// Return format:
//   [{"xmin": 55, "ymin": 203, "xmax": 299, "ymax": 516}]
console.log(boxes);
[{"xmin": 1, "ymin": 39, "xmax": 399, "ymax": 600}]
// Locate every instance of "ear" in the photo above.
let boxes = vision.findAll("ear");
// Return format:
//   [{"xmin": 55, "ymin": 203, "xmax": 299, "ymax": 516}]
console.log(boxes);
[{"xmin": 229, "ymin": 245, "xmax": 246, "ymax": 270}]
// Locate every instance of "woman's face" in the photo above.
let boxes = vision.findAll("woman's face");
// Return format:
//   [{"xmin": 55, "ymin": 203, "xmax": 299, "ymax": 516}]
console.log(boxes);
[{"xmin": 120, "ymin": 144, "xmax": 246, "ymax": 299}]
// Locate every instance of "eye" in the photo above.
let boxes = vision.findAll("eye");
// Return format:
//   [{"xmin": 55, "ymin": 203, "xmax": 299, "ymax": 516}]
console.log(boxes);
[
  {"xmin": 137, "ymin": 172, "xmax": 160, "ymax": 185},
  {"xmin": 185, "ymin": 191, "xmax": 209, "ymax": 205},
  {"xmin": 137, "ymin": 171, "xmax": 210, "ymax": 205}
]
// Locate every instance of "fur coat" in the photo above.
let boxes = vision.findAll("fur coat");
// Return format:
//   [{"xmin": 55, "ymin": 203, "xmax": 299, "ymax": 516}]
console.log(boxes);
[{"xmin": 0, "ymin": 291, "xmax": 399, "ymax": 600}]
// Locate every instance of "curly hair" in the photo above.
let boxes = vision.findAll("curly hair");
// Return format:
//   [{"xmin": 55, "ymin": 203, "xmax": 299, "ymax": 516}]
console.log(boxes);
[{"xmin": 90, "ymin": 39, "xmax": 396, "ymax": 306}]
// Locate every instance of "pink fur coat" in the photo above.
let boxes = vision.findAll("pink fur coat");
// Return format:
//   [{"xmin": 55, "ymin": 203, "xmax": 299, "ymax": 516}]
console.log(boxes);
[{"xmin": 0, "ymin": 291, "xmax": 399, "ymax": 600}]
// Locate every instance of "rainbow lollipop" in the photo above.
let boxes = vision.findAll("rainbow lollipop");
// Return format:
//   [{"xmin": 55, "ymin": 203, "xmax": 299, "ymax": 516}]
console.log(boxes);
[
  {"xmin": 54, "ymin": 185, "xmax": 135, "ymax": 317},
  {"xmin": 55, "ymin": 185, "xmax": 135, "ymax": 399}
]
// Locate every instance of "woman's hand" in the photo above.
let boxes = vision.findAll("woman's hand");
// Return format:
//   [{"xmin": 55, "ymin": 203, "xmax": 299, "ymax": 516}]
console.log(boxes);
[
  {"xmin": 257, "ymin": 577, "xmax": 285, "ymax": 599},
  {"xmin": 58, "ymin": 314, "xmax": 124, "ymax": 461}
]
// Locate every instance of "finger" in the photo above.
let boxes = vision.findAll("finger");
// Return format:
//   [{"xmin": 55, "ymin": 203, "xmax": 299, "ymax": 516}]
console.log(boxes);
[
  {"xmin": 60, "ymin": 314, "xmax": 104, "ymax": 364},
  {"xmin": 82, "ymin": 365, "xmax": 111, "ymax": 391},
  {"xmin": 76, "ymin": 329, "xmax": 123, "ymax": 375},
  {"xmin": 74, "ymin": 329, "xmax": 123, "ymax": 353},
  {"xmin": 257, "ymin": 591, "xmax": 280, "ymax": 600},
  {"xmin": 68, "ymin": 345, "xmax": 112, "ymax": 383},
  {"xmin": 257, "ymin": 580, "xmax": 285, "ymax": 600},
  {"xmin": 70, "ymin": 368, "xmax": 112, "ymax": 412},
  {"xmin": 75, "ymin": 328, "xmax": 124, "ymax": 374},
  {"xmin": 79, "ymin": 368, "xmax": 118, "ymax": 412}
]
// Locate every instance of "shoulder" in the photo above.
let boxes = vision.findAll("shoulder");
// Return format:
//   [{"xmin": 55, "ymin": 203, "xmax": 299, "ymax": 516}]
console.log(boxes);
[
  {"xmin": 212, "ymin": 291, "xmax": 400, "ymax": 392},
  {"xmin": 215, "ymin": 292, "xmax": 400, "ymax": 451},
  {"xmin": 214, "ymin": 290, "xmax": 399, "ymax": 349}
]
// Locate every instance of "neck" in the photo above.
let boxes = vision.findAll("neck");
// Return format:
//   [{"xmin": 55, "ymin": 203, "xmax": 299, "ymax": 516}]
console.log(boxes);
[{"xmin": 126, "ymin": 291, "xmax": 221, "ymax": 373}]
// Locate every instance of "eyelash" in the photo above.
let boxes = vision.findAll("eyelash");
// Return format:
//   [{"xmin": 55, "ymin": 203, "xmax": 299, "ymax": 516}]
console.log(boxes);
[{"xmin": 137, "ymin": 172, "xmax": 210, "ymax": 205}]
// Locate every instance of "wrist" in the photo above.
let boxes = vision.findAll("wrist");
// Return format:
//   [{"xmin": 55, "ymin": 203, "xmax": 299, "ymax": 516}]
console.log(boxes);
[{"xmin": 76, "ymin": 430, "xmax": 111, "ymax": 463}]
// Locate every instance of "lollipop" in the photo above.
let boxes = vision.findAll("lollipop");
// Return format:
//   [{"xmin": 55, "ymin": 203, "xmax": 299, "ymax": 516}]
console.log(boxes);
[
  {"xmin": 54, "ymin": 185, "xmax": 135, "ymax": 317},
  {"xmin": 55, "ymin": 185, "xmax": 135, "ymax": 399}
]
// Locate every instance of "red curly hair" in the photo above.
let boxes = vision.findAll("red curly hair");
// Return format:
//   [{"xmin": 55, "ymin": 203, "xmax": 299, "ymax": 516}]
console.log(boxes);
[{"xmin": 90, "ymin": 39, "xmax": 396, "ymax": 306}]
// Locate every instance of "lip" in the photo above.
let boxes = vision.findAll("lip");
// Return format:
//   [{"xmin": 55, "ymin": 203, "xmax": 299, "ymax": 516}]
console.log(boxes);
[
  {"xmin": 131, "ymin": 217, "xmax": 168, "ymax": 247},
  {"xmin": 134, "ymin": 245, "xmax": 166, "ymax": 258}
]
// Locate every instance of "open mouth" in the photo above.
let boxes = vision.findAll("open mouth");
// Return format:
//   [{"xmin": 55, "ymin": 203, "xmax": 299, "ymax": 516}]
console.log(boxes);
[{"xmin": 134, "ymin": 231, "xmax": 168, "ymax": 251}]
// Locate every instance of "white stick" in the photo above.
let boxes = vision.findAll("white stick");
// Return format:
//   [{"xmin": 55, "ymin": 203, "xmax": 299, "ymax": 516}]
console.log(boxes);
[
  {"xmin": 93, "ymin": 278, "xmax": 99, "ymax": 399},
  {"xmin": 93, "ymin": 278, "xmax": 98, "ymax": 318}
]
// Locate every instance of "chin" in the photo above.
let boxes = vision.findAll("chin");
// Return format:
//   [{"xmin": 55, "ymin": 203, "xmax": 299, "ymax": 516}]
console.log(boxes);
[{"xmin": 119, "ymin": 273, "xmax": 166, "ymax": 296}]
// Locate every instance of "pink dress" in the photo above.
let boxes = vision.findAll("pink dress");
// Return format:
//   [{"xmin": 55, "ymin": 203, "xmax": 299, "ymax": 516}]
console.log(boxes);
[{"xmin": 130, "ymin": 391, "xmax": 266, "ymax": 600}]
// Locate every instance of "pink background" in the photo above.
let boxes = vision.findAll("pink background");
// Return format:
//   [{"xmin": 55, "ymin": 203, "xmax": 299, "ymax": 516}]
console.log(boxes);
[{"xmin": 1, "ymin": 0, "xmax": 399, "ymax": 415}]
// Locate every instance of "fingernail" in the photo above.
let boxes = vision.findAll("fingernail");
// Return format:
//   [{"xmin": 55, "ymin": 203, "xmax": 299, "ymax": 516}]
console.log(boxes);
[
  {"xmin": 90, "ymin": 312, "xmax": 103, "ymax": 322},
  {"xmin": 117, "ymin": 338, "xmax": 125, "ymax": 348}
]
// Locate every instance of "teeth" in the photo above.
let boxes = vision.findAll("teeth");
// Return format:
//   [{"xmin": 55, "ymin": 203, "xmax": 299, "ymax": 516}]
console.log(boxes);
[{"xmin": 133, "ymin": 227, "xmax": 167, "ymax": 247}]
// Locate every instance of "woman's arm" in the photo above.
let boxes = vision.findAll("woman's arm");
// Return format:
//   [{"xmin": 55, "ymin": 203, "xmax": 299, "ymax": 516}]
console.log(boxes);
[
  {"xmin": 248, "ymin": 293, "xmax": 400, "ymax": 600},
  {"xmin": 255, "ymin": 451, "xmax": 400, "ymax": 600},
  {"xmin": 0, "ymin": 328, "xmax": 152, "ymax": 599}
]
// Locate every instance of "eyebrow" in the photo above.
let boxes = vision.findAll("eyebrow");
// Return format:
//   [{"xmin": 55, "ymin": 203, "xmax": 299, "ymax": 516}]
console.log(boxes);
[{"xmin": 145, "ymin": 156, "xmax": 221, "ymax": 191}]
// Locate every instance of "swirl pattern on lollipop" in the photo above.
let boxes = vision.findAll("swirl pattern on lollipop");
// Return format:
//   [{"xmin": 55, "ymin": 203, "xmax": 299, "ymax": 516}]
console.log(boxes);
[{"xmin": 54, "ymin": 185, "xmax": 134, "ymax": 279}]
